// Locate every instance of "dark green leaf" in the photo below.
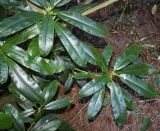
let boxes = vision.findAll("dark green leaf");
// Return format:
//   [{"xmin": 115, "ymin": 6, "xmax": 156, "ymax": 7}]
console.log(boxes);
[
  {"xmin": 87, "ymin": 88, "xmax": 105, "ymax": 119},
  {"xmin": 0, "ymin": 112, "xmax": 13, "ymax": 129},
  {"xmin": 79, "ymin": 75, "xmax": 108, "ymax": 98},
  {"xmin": 119, "ymin": 74, "xmax": 158, "ymax": 99},
  {"xmin": 64, "ymin": 75, "xmax": 73, "ymax": 92},
  {"xmin": 114, "ymin": 44, "xmax": 140, "ymax": 70},
  {"xmin": 44, "ymin": 97, "xmax": 73, "ymax": 110},
  {"xmin": 57, "ymin": 121, "xmax": 75, "ymax": 131},
  {"xmin": 43, "ymin": 80, "xmax": 59, "ymax": 104},
  {"xmin": 116, "ymin": 64, "xmax": 154, "ymax": 76},
  {"xmin": 107, "ymin": 81, "xmax": 127, "ymax": 126},
  {"xmin": 0, "ymin": 12, "xmax": 42, "ymax": 37},
  {"xmin": 20, "ymin": 109, "xmax": 35, "ymax": 118},
  {"xmin": 58, "ymin": 11, "xmax": 108, "ymax": 37},
  {"xmin": 39, "ymin": 15, "xmax": 54, "ymax": 56},
  {"xmin": 5, "ymin": 24, "xmax": 39, "ymax": 46},
  {"xmin": 102, "ymin": 45, "xmax": 112, "ymax": 66},
  {"xmin": 7, "ymin": 58, "xmax": 44, "ymax": 104},
  {"xmin": 0, "ymin": 52, "xmax": 8, "ymax": 84},
  {"xmin": 27, "ymin": 37, "xmax": 41, "ymax": 58},
  {"xmin": 91, "ymin": 47, "xmax": 108, "ymax": 73},
  {"xmin": 4, "ymin": 104, "xmax": 25, "ymax": 131},
  {"xmin": 51, "ymin": 0, "xmax": 71, "ymax": 7},
  {"xmin": 0, "ymin": 6, "xmax": 5, "ymax": 21},
  {"xmin": 2, "ymin": 45, "xmax": 64, "ymax": 75},
  {"xmin": 72, "ymin": 71, "xmax": 97, "ymax": 79},
  {"xmin": 31, "ymin": 114, "xmax": 61, "ymax": 131},
  {"xmin": 8, "ymin": 83, "xmax": 34, "ymax": 106},
  {"xmin": 140, "ymin": 117, "xmax": 151, "ymax": 131},
  {"xmin": 121, "ymin": 88, "xmax": 133, "ymax": 109},
  {"xmin": 29, "ymin": 0, "xmax": 49, "ymax": 8},
  {"xmin": 69, "ymin": 3, "xmax": 99, "ymax": 13},
  {"xmin": 53, "ymin": 21, "xmax": 87, "ymax": 66},
  {"xmin": 81, "ymin": 42, "xmax": 97, "ymax": 65}
]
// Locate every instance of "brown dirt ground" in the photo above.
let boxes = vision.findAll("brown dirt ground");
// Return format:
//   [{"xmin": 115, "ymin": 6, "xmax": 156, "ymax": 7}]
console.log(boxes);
[{"xmin": 57, "ymin": 1, "xmax": 160, "ymax": 131}]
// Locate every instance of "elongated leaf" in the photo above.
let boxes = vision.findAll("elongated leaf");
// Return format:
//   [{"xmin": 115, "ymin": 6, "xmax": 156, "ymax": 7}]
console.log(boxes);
[
  {"xmin": 31, "ymin": 114, "xmax": 60, "ymax": 131},
  {"xmin": 4, "ymin": 104, "xmax": 25, "ymax": 131},
  {"xmin": 2, "ymin": 45, "xmax": 64, "ymax": 75},
  {"xmin": 29, "ymin": 0, "xmax": 49, "ymax": 8},
  {"xmin": 69, "ymin": 3, "xmax": 98, "ymax": 13},
  {"xmin": 21, "ymin": 109, "xmax": 35, "ymax": 118},
  {"xmin": 5, "ymin": 24, "xmax": 39, "ymax": 46},
  {"xmin": 0, "ymin": 52, "xmax": 8, "ymax": 84},
  {"xmin": 81, "ymin": 42, "xmax": 96, "ymax": 65},
  {"xmin": 115, "ymin": 64, "xmax": 154, "ymax": 76},
  {"xmin": 44, "ymin": 97, "xmax": 73, "ymax": 110},
  {"xmin": 64, "ymin": 75, "xmax": 73, "ymax": 92},
  {"xmin": 119, "ymin": 74, "xmax": 158, "ymax": 99},
  {"xmin": 8, "ymin": 83, "xmax": 34, "ymax": 106},
  {"xmin": 107, "ymin": 81, "xmax": 126, "ymax": 125},
  {"xmin": 87, "ymin": 88, "xmax": 105, "ymax": 119},
  {"xmin": 7, "ymin": 58, "xmax": 44, "ymax": 104},
  {"xmin": 0, "ymin": 12, "xmax": 42, "ymax": 37},
  {"xmin": 53, "ymin": 21, "xmax": 87, "ymax": 66},
  {"xmin": 121, "ymin": 88, "xmax": 133, "ymax": 109},
  {"xmin": 79, "ymin": 75, "xmax": 109, "ymax": 98},
  {"xmin": 91, "ymin": 47, "xmax": 108, "ymax": 73},
  {"xmin": 50, "ymin": 0, "xmax": 71, "ymax": 7},
  {"xmin": 57, "ymin": 11, "xmax": 108, "ymax": 37},
  {"xmin": 102, "ymin": 45, "xmax": 112, "ymax": 66},
  {"xmin": 114, "ymin": 44, "xmax": 140, "ymax": 70},
  {"xmin": 0, "ymin": 112, "xmax": 13, "ymax": 129},
  {"xmin": 43, "ymin": 80, "xmax": 59, "ymax": 104},
  {"xmin": 27, "ymin": 37, "xmax": 41, "ymax": 58},
  {"xmin": 73, "ymin": 71, "xmax": 97, "ymax": 79},
  {"xmin": 39, "ymin": 15, "xmax": 54, "ymax": 56}
]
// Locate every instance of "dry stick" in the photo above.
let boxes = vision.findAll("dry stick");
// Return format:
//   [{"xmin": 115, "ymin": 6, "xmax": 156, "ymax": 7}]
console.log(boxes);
[
  {"xmin": 82, "ymin": 0, "xmax": 119, "ymax": 16},
  {"xmin": 70, "ymin": 101, "xmax": 89, "ymax": 123}
]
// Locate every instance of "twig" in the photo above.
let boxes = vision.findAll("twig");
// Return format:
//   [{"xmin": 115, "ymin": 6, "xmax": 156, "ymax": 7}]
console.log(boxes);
[
  {"xmin": 82, "ymin": 0, "xmax": 119, "ymax": 16},
  {"xmin": 70, "ymin": 102, "xmax": 89, "ymax": 123}
]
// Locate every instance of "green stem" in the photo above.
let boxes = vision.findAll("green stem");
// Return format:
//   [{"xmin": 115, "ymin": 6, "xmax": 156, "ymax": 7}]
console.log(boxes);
[{"xmin": 82, "ymin": 0, "xmax": 119, "ymax": 16}]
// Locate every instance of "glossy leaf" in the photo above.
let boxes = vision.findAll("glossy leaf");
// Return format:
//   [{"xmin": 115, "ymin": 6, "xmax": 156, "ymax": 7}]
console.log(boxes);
[
  {"xmin": 43, "ymin": 80, "xmax": 59, "ymax": 104},
  {"xmin": 114, "ymin": 44, "xmax": 140, "ymax": 70},
  {"xmin": 0, "ymin": 112, "xmax": 13, "ymax": 129},
  {"xmin": 4, "ymin": 104, "xmax": 25, "ymax": 131},
  {"xmin": 87, "ymin": 88, "xmax": 105, "ymax": 119},
  {"xmin": 116, "ymin": 64, "xmax": 154, "ymax": 76},
  {"xmin": 0, "ymin": 12, "xmax": 42, "ymax": 37},
  {"xmin": 31, "ymin": 114, "xmax": 61, "ymax": 131},
  {"xmin": 7, "ymin": 59, "xmax": 44, "ymax": 104},
  {"xmin": 81, "ymin": 42, "xmax": 96, "ymax": 65},
  {"xmin": 8, "ymin": 83, "xmax": 34, "ymax": 106},
  {"xmin": 5, "ymin": 24, "xmax": 39, "ymax": 46},
  {"xmin": 73, "ymin": 71, "xmax": 97, "ymax": 79},
  {"xmin": 51, "ymin": 0, "xmax": 71, "ymax": 7},
  {"xmin": 102, "ymin": 45, "xmax": 112, "ymax": 66},
  {"xmin": 39, "ymin": 15, "xmax": 54, "ymax": 56},
  {"xmin": 20, "ymin": 109, "xmax": 35, "ymax": 118},
  {"xmin": 79, "ymin": 75, "xmax": 108, "ymax": 98},
  {"xmin": 58, "ymin": 11, "xmax": 108, "ymax": 37},
  {"xmin": 91, "ymin": 47, "xmax": 108, "ymax": 73},
  {"xmin": 0, "ymin": 52, "xmax": 8, "ymax": 84},
  {"xmin": 107, "ymin": 81, "xmax": 126, "ymax": 125},
  {"xmin": 29, "ymin": 0, "xmax": 49, "ymax": 8},
  {"xmin": 64, "ymin": 75, "xmax": 73, "ymax": 92},
  {"xmin": 2, "ymin": 45, "xmax": 64, "ymax": 75},
  {"xmin": 44, "ymin": 97, "xmax": 73, "ymax": 110},
  {"xmin": 27, "ymin": 37, "xmax": 40, "ymax": 58},
  {"xmin": 121, "ymin": 88, "xmax": 133, "ymax": 109},
  {"xmin": 69, "ymin": 3, "xmax": 98, "ymax": 13},
  {"xmin": 119, "ymin": 74, "xmax": 158, "ymax": 99},
  {"xmin": 53, "ymin": 21, "xmax": 87, "ymax": 66}
]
